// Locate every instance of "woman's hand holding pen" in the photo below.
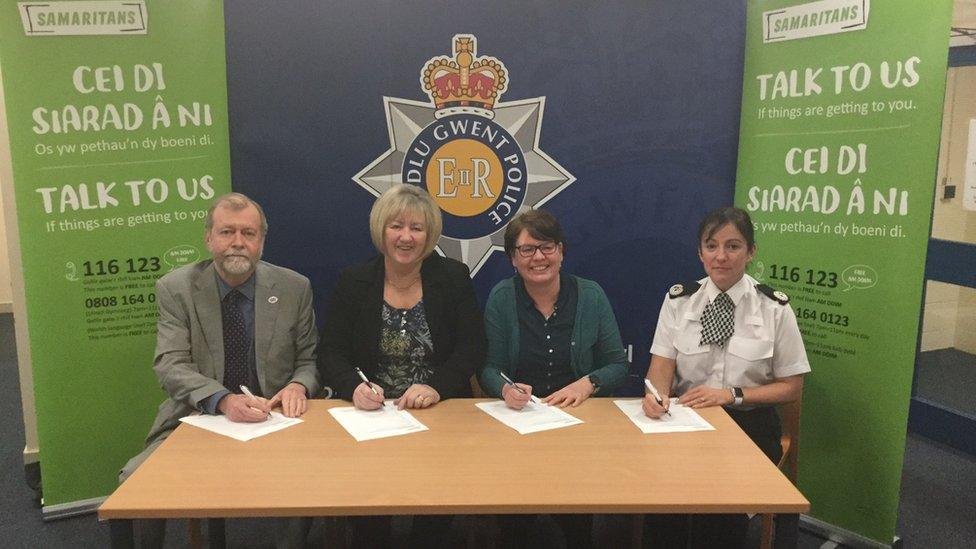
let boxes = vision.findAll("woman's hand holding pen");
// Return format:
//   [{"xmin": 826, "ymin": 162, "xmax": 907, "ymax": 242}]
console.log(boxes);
[
  {"xmin": 501, "ymin": 382, "xmax": 533, "ymax": 410},
  {"xmin": 642, "ymin": 378, "xmax": 671, "ymax": 419},
  {"xmin": 353, "ymin": 382, "xmax": 386, "ymax": 411},
  {"xmin": 642, "ymin": 392, "xmax": 671, "ymax": 419}
]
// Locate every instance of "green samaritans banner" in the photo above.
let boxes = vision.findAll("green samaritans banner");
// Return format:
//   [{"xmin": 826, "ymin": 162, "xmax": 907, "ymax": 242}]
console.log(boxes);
[
  {"xmin": 735, "ymin": 0, "xmax": 950, "ymax": 543},
  {"xmin": 0, "ymin": 1, "xmax": 230, "ymax": 506}
]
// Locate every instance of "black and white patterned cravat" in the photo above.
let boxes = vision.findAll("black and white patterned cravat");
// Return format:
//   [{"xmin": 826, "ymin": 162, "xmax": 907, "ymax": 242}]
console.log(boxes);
[
  {"xmin": 221, "ymin": 289, "xmax": 248, "ymax": 392},
  {"xmin": 700, "ymin": 291, "xmax": 735, "ymax": 347}
]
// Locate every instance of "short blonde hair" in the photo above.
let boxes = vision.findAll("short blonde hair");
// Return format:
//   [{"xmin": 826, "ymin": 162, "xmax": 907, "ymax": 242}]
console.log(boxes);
[{"xmin": 369, "ymin": 185, "xmax": 442, "ymax": 259}]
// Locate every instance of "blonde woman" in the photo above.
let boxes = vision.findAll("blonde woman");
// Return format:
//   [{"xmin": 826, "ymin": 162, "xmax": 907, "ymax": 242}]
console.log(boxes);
[
  {"xmin": 319, "ymin": 184, "xmax": 485, "ymax": 410},
  {"xmin": 318, "ymin": 184, "xmax": 485, "ymax": 547}
]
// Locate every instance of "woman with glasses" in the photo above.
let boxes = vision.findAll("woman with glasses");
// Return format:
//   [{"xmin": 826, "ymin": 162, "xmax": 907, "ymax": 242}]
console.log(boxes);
[
  {"xmin": 479, "ymin": 209, "xmax": 627, "ymax": 548},
  {"xmin": 479, "ymin": 209, "xmax": 628, "ymax": 407}
]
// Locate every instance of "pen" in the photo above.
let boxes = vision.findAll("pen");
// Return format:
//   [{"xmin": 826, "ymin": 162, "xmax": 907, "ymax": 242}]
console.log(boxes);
[
  {"xmin": 355, "ymin": 367, "xmax": 380, "ymax": 396},
  {"xmin": 498, "ymin": 372, "xmax": 542, "ymax": 404},
  {"xmin": 354, "ymin": 367, "xmax": 395, "ymax": 412},
  {"xmin": 239, "ymin": 385, "xmax": 271, "ymax": 419},
  {"xmin": 643, "ymin": 379, "xmax": 672, "ymax": 417}
]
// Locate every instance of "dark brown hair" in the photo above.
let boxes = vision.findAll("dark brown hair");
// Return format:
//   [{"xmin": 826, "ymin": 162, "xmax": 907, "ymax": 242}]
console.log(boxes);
[
  {"xmin": 503, "ymin": 209, "xmax": 566, "ymax": 257},
  {"xmin": 697, "ymin": 207, "xmax": 755, "ymax": 250}
]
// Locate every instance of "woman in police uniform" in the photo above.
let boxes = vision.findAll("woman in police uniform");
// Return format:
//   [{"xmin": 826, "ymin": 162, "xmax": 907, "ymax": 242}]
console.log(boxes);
[{"xmin": 642, "ymin": 206, "xmax": 810, "ymax": 548}]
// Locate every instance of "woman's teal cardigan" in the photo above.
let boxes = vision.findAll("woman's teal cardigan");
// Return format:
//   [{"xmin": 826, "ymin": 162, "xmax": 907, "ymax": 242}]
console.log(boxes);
[{"xmin": 479, "ymin": 275, "xmax": 629, "ymax": 397}]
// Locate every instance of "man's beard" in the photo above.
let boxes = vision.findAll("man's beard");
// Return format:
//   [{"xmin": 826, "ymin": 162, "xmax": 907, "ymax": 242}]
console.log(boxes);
[{"xmin": 220, "ymin": 254, "xmax": 255, "ymax": 275}]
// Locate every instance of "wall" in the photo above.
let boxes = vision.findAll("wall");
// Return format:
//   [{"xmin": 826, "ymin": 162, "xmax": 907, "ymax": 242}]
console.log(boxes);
[
  {"xmin": 0, "ymin": 86, "xmax": 9, "ymax": 312},
  {"xmin": 0, "ymin": 0, "xmax": 748, "ymax": 506},
  {"xmin": 923, "ymin": 66, "xmax": 976, "ymax": 353},
  {"xmin": 957, "ymin": 286, "xmax": 976, "ymax": 352},
  {"xmin": 0, "ymin": 64, "xmax": 38, "ymax": 464},
  {"xmin": 223, "ymin": 0, "xmax": 748, "ymax": 383},
  {"xmin": 932, "ymin": 67, "xmax": 976, "ymax": 242},
  {"xmin": 922, "ymin": 281, "xmax": 959, "ymax": 350},
  {"xmin": 0, "ymin": 179, "xmax": 10, "ymax": 313}
]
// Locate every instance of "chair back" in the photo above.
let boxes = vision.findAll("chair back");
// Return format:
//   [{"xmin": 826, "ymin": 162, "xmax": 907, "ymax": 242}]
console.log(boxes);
[
  {"xmin": 777, "ymin": 397, "xmax": 803, "ymax": 483},
  {"xmin": 469, "ymin": 374, "xmax": 487, "ymax": 398},
  {"xmin": 760, "ymin": 396, "xmax": 804, "ymax": 549}
]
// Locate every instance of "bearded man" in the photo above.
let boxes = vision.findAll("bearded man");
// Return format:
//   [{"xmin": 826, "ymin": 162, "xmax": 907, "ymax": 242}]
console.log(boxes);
[{"xmin": 120, "ymin": 192, "xmax": 319, "ymax": 547}]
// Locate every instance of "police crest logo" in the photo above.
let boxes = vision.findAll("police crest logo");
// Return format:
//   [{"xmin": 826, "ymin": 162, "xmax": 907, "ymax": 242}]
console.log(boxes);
[{"xmin": 354, "ymin": 35, "xmax": 575, "ymax": 275}]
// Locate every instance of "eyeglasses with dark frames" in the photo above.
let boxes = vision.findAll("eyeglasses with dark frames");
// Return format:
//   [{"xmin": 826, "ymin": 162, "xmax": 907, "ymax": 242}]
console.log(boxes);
[{"xmin": 516, "ymin": 242, "xmax": 558, "ymax": 257}]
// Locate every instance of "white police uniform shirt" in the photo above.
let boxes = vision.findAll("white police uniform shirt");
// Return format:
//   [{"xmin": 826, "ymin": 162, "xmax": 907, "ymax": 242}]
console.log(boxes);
[{"xmin": 649, "ymin": 274, "xmax": 810, "ymax": 409}]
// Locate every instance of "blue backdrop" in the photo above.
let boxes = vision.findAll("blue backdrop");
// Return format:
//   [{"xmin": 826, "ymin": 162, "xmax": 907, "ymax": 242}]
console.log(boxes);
[{"xmin": 223, "ymin": 1, "xmax": 746, "ymax": 395}]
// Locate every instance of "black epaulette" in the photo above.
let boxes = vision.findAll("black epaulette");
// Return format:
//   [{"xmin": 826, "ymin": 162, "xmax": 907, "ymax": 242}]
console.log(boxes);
[
  {"xmin": 756, "ymin": 284, "xmax": 789, "ymax": 305},
  {"xmin": 667, "ymin": 281, "xmax": 701, "ymax": 299}
]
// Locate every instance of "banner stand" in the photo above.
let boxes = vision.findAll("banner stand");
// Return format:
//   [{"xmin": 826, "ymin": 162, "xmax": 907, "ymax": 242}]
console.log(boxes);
[
  {"xmin": 0, "ymin": 53, "xmax": 42, "ymax": 507},
  {"xmin": 0, "ymin": 1, "xmax": 233, "ymax": 509},
  {"xmin": 41, "ymin": 497, "xmax": 105, "ymax": 521},
  {"xmin": 734, "ymin": 0, "xmax": 951, "ymax": 543},
  {"xmin": 801, "ymin": 515, "xmax": 901, "ymax": 549}
]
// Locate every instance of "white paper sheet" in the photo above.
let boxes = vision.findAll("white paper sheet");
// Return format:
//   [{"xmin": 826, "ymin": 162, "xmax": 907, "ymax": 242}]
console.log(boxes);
[
  {"xmin": 328, "ymin": 403, "xmax": 428, "ymax": 442},
  {"xmin": 179, "ymin": 411, "xmax": 302, "ymax": 442},
  {"xmin": 476, "ymin": 400, "xmax": 583, "ymax": 434},
  {"xmin": 613, "ymin": 399, "xmax": 714, "ymax": 433}
]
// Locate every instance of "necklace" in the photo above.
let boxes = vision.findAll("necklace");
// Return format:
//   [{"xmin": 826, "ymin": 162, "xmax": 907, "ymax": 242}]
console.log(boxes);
[{"xmin": 385, "ymin": 275, "xmax": 421, "ymax": 291}]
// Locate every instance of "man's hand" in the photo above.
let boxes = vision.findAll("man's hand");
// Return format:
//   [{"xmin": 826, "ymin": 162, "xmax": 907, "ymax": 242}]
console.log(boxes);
[
  {"xmin": 269, "ymin": 382, "xmax": 308, "ymax": 417},
  {"xmin": 542, "ymin": 376, "xmax": 596, "ymax": 408},
  {"xmin": 218, "ymin": 393, "xmax": 272, "ymax": 422}
]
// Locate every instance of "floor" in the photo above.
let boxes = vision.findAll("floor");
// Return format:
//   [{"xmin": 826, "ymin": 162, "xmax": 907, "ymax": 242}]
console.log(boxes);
[{"xmin": 915, "ymin": 348, "xmax": 976, "ymax": 416}]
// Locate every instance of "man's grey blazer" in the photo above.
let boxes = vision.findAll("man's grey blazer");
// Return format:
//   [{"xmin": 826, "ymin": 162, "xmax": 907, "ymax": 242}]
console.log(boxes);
[{"xmin": 121, "ymin": 259, "xmax": 318, "ymax": 479}]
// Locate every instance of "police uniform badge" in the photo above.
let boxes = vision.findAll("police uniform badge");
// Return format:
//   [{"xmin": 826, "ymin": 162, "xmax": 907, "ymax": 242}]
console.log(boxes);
[
  {"xmin": 756, "ymin": 284, "xmax": 790, "ymax": 305},
  {"xmin": 668, "ymin": 281, "xmax": 701, "ymax": 299}
]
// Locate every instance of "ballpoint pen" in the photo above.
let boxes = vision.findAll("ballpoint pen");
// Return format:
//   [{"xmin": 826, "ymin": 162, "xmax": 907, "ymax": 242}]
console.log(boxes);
[
  {"xmin": 354, "ymin": 367, "xmax": 380, "ymax": 396},
  {"xmin": 355, "ymin": 367, "xmax": 392, "ymax": 410},
  {"xmin": 239, "ymin": 385, "xmax": 271, "ymax": 419},
  {"xmin": 643, "ymin": 379, "xmax": 672, "ymax": 417},
  {"xmin": 498, "ymin": 372, "xmax": 542, "ymax": 404}
]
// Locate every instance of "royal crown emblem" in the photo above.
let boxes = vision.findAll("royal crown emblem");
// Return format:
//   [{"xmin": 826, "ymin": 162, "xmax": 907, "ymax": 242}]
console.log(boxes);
[
  {"xmin": 421, "ymin": 36, "xmax": 507, "ymax": 119},
  {"xmin": 354, "ymin": 34, "xmax": 575, "ymax": 275}
]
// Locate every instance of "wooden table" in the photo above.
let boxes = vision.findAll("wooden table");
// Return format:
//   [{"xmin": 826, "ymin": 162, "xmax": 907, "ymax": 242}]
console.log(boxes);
[{"xmin": 99, "ymin": 399, "xmax": 809, "ymax": 547}]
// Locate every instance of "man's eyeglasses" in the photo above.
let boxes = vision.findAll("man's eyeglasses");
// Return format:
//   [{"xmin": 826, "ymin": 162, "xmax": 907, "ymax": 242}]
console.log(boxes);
[{"xmin": 515, "ymin": 242, "xmax": 558, "ymax": 257}]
